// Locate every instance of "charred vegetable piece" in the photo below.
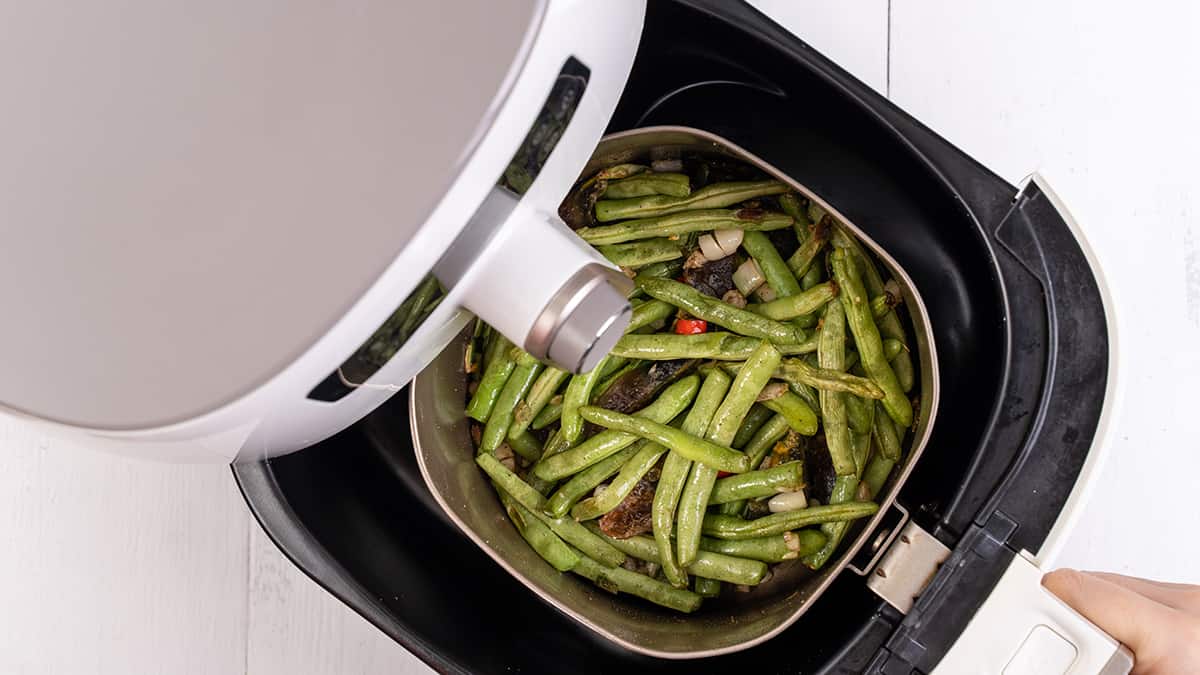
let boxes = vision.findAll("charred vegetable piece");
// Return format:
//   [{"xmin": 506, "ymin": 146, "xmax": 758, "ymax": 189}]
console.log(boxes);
[
  {"xmin": 598, "ymin": 476, "xmax": 658, "ymax": 539},
  {"xmin": 681, "ymin": 253, "xmax": 737, "ymax": 299},
  {"xmin": 590, "ymin": 359, "xmax": 698, "ymax": 416}
]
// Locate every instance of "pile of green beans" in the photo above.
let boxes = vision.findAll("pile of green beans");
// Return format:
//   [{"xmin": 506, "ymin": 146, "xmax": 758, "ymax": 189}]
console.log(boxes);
[{"xmin": 462, "ymin": 159, "xmax": 918, "ymax": 614}]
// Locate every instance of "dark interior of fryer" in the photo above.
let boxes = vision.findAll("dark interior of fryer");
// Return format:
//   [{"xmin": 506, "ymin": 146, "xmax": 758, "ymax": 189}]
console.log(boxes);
[{"xmin": 233, "ymin": 1, "xmax": 1108, "ymax": 673}]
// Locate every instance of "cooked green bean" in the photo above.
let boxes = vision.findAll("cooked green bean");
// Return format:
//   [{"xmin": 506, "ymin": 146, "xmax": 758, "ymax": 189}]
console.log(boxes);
[
  {"xmin": 544, "ymin": 443, "xmax": 641, "ymax": 518},
  {"xmin": 778, "ymin": 193, "xmax": 812, "ymax": 229},
  {"xmin": 626, "ymin": 299, "xmax": 676, "ymax": 334},
  {"xmin": 595, "ymin": 180, "xmax": 789, "ymax": 222},
  {"xmin": 593, "ymin": 358, "xmax": 636, "ymax": 400},
  {"xmin": 510, "ymin": 368, "xmax": 567, "ymax": 441},
  {"xmin": 531, "ymin": 398, "xmax": 563, "ymax": 430},
  {"xmin": 801, "ymin": 260, "xmax": 823, "ymax": 290},
  {"xmin": 506, "ymin": 430, "xmax": 543, "ymax": 462},
  {"xmin": 748, "ymin": 281, "xmax": 839, "ymax": 321},
  {"xmin": 534, "ymin": 375, "xmax": 700, "ymax": 480},
  {"xmin": 633, "ymin": 259, "xmax": 684, "ymax": 289},
  {"xmin": 802, "ymin": 474, "xmax": 862, "ymax": 570},
  {"xmin": 846, "ymin": 339, "xmax": 904, "ymax": 369},
  {"xmin": 612, "ymin": 332, "xmax": 817, "ymax": 361},
  {"xmin": 761, "ymin": 391, "xmax": 819, "ymax": 436},
  {"xmin": 560, "ymin": 356, "xmax": 613, "ymax": 443},
  {"xmin": 587, "ymin": 526, "xmax": 768, "ymax": 586},
  {"xmin": 852, "ymin": 428, "xmax": 872, "ymax": 476},
  {"xmin": 598, "ymin": 238, "xmax": 683, "ymax": 268},
  {"xmin": 571, "ymin": 552, "xmax": 702, "ymax": 613},
  {"xmin": 481, "ymin": 354, "xmax": 543, "ymax": 453},
  {"xmin": 863, "ymin": 453, "xmax": 897, "ymax": 500},
  {"xmin": 844, "ymin": 393, "xmax": 872, "ymax": 435},
  {"xmin": 831, "ymin": 226, "xmax": 916, "ymax": 393},
  {"xmin": 830, "ymin": 249, "xmax": 912, "ymax": 428},
  {"xmin": 702, "ymin": 502, "xmax": 878, "ymax": 539},
  {"xmin": 873, "ymin": 401, "xmax": 903, "ymax": 461},
  {"xmin": 700, "ymin": 530, "xmax": 827, "ymax": 563},
  {"xmin": 572, "ymin": 439, "xmax": 668, "ymax": 521},
  {"xmin": 722, "ymin": 357, "xmax": 884, "ymax": 400},
  {"xmin": 477, "ymin": 454, "xmax": 625, "ymax": 566},
  {"xmin": 709, "ymin": 462, "xmax": 804, "ymax": 504},
  {"xmin": 466, "ymin": 336, "xmax": 516, "ymax": 422},
  {"xmin": 602, "ymin": 172, "xmax": 692, "ymax": 199},
  {"xmin": 578, "ymin": 406, "xmax": 750, "ymax": 474},
  {"xmin": 499, "ymin": 491, "xmax": 579, "ymax": 572},
  {"xmin": 694, "ymin": 577, "xmax": 722, "ymax": 598},
  {"xmin": 742, "ymin": 414, "xmax": 792, "ymax": 469},
  {"xmin": 577, "ymin": 209, "xmax": 793, "ymax": 246},
  {"xmin": 639, "ymin": 278, "xmax": 805, "ymax": 344},
  {"xmin": 789, "ymin": 381, "xmax": 822, "ymax": 417},
  {"xmin": 732, "ymin": 404, "xmax": 774, "ymax": 449},
  {"xmin": 742, "ymin": 231, "xmax": 803, "ymax": 297},
  {"xmin": 819, "ymin": 299, "xmax": 856, "ymax": 476},
  {"xmin": 870, "ymin": 293, "xmax": 895, "ymax": 319},
  {"xmin": 787, "ymin": 219, "xmax": 829, "ymax": 278},
  {"xmin": 652, "ymin": 370, "xmax": 730, "ymax": 588}
]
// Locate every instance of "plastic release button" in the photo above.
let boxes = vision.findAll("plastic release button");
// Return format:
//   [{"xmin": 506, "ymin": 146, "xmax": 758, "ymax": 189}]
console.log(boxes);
[{"xmin": 1004, "ymin": 624, "xmax": 1078, "ymax": 675}]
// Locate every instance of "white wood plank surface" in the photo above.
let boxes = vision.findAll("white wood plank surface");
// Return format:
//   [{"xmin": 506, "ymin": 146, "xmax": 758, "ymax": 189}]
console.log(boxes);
[
  {"xmin": 889, "ymin": 0, "xmax": 1200, "ymax": 583},
  {"xmin": 0, "ymin": 418, "xmax": 249, "ymax": 674}
]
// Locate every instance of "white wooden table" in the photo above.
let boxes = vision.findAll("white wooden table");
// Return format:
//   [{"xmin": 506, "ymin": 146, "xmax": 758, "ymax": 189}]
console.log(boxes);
[{"xmin": 3, "ymin": 2, "xmax": 1197, "ymax": 672}]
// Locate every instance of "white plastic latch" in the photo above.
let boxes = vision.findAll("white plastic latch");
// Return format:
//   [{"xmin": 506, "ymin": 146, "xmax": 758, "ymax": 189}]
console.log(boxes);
[{"xmin": 934, "ymin": 551, "xmax": 1134, "ymax": 675}]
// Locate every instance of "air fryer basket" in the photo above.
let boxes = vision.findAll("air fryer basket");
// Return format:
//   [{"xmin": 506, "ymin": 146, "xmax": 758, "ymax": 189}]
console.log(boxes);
[
  {"xmin": 233, "ymin": 1, "xmax": 1108, "ymax": 673},
  {"xmin": 408, "ymin": 126, "xmax": 939, "ymax": 658}
]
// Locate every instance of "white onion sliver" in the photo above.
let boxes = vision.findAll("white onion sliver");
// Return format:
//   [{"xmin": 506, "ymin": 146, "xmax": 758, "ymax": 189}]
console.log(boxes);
[
  {"xmin": 733, "ymin": 259, "xmax": 765, "ymax": 295},
  {"xmin": 651, "ymin": 158, "xmax": 683, "ymax": 173},
  {"xmin": 755, "ymin": 282, "xmax": 778, "ymax": 303},
  {"xmin": 768, "ymin": 489, "xmax": 808, "ymax": 513},
  {"xmin": 713, "ymin": 229, "xmax": 744, "ymax": 256},
  {"xmin": 698, "ymin": 234, "xmax": 726, "ymax": 261}
]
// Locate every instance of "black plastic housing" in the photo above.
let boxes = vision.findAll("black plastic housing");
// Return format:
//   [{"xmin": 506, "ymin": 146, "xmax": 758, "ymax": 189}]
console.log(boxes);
[{"xmin": 233, "ymin": 1, "xmax": 1109, "ymax": 673}]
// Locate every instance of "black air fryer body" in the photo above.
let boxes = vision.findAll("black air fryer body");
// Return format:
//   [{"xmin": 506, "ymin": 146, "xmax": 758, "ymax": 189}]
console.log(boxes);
[{"xmin": 234, "ymin": 2, "xmax": 1109, "ymax": 672}]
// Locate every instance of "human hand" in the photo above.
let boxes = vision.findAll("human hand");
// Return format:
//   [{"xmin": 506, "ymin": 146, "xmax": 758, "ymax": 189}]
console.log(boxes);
[{"xmin": 1043, "ymin": 570, "xmax": 1200, "ymax": 675}]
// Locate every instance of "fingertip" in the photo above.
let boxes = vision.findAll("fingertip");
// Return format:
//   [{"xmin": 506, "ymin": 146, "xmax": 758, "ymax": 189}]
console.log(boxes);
[{"xmin": 1042, "ymin": 568, "xmax": 1085, "ymax": 599}]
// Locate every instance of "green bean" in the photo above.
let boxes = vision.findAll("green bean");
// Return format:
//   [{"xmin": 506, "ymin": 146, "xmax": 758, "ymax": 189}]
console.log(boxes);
[
  {"xmin": 652, "ymin": 370, "xmax": 730, "ymax": 587},
  {"xmin": 830, "ymin": 249, "xmax": 912, "ymax": 428},
  {"xmin": 577, "ymin": 407, "xmax": 750, "ymax": 474},
  {"xmin": 863, "ymin": 453, "xmax": 897, "ymax": 501},
  {"xmin": 571, "ymin": 552, "xmax": 702, "ymax": 613},
  {"xmin": 732, "ymin": 404, "xmax": 773, "ymax": 449},
  {"xmin": 598, "ymin": 238, "xmax": 683, "ymax": 268},
  {"xmin": 626, "ymin": 299, "xmax": 676, "ymax": 335},
  {"xmin": 847, "ymin": 339, "xmax": 904, "ymax": 369},
  {"xmin": 534, "ymin": 375, "xmax": 700, "ymax": 480},
  {"xmin": 612, "ymin": 331, "xmax": 817, "ymax": 361},
  {"xmin": 748, "ymin": 281, "xmax": 839, "ymax": 321},
  {"xmin": 571, "ymin": 440, "xmax": 668, "ymax": 521},
  {"xmin": 498, "ymin": 491, "xmax": 579, "ymax": 572},
  {"xmin": 544, "ymin": 444, "xmax": 640, "ymax": 518},
  {"xmin": 802, "ymin": 475, "xmax": 862, "ymax": 570},
  {"xmin": 801, "ymin": 260, "xmax": 824, "ymax": 290},
  {"xmin": 586, "ymin": 526, "xmax": 767, "ymax": 587},
  {"xmin": 709, "ymin": 462, "xmax": 804, "ymax": 504},
  {"xmin": 852, "ymin": 428, "xmax": 872, "ymax": 476},
  {"xmin": 872, "ymin": 400, "xmax": 903, "ymax": 461},
  {"xmin": 593, "ymin": 358, "xmax": 636, "ymax": 400},
  {"xmin": 593, "ymin": 163, "xmax": 648, "ymax": 182},
  {"xmin": 779, "ymin": 193, "xmax": 811, "ymax": 229},
  {"xmin": 844, "ymin": 393, "xmax": 873, "ymax": 435},
  {"xmin": 633, "ymin": 259, "xmax": 684, "ymax": 290},
  {"xmin": 761, "ymin": 391, "xmax": 819, "ymax": 436},
  {"xmin": 577, "ymin": 209, "xmax": 793, "ymax": 246},
  {"xmin": 789, "ymin": 381, "xmax": 821, "ymax": 417},
  {"xmin": 742, "ymin": 231, "xmax": 803, "ymax": 297},
  {"xmin": 531, "ymin": 398, "xmax": 563, "ymax": 430},
  {"xmin": 507, "ymin": 430, "xmax": 543, "ymax": 462},
  {"xmin": 787, "ymin": 218, "xmax": 829, "ymax": 278},
  {"xmin": 819, "ymin": 299, "xmax": 856, "ymax": 476},
  {"xmin": 510, "ymin": 367, "xmax": 568, "ymax": 439},
  {"xmin": 694, "ymin": 577, "xmax": 722, "ymax": 597},
  {"xmin": 465, "ymin": 336, "xmax": 515, "ymax": 422},
  {"xmin": 742, "ymin": 414, "xmax": 791, "ymax": 470},
  {"xmin": 702, "ymin": 502, "xmax": 878, "ymax": 539},
  {"xmin": 476, "ymin": 454, "xmax": 624, "ymax": 566},
  {"xmin": 699, "ymin": 530, "xmax": 827, "ymax": 563},
  {"xmin": 561, "ymin": 356, "xmax": 611, "ymax": 443},
  {"xmin": 602, "ymin": 172, "xmax": 691, "ymax": 199},
  {"xmin": 870, "ymin": 293, "xmax": 896, "ymax": 319},
  {"xmin": 831, "ymin": 227, "xmax": 915, "ymax": 393},
  {"xmin": 595, "ymin": 180, "xmax": 789, "ymax": 222},
  {"xmin": 481, "ymin": 354, "xmax": 543, "ymax": 453},
  {"xmin": 639, "ymin": 278, "xmax": 805, "ymax": 344}
]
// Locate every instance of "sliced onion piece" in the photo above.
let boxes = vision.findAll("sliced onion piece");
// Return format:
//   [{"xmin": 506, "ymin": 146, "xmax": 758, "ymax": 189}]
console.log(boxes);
[
  {"xmin": 712, "ymin": 229, "xmax": 744, "ymax": 256},
  {"xmin": 698, "ymin": 234, "xmax": 726, "ymax": 261},
  {"xmin": 733, "ymin": 259, "xmax": 766, "ymax": 295},
  {"xmin": 768, "ymin": 489, "xmax": 807, "ymax": 513},
  {"xmin": 755, "ymin": 282, "xmax": 778, "ymax": 303}
]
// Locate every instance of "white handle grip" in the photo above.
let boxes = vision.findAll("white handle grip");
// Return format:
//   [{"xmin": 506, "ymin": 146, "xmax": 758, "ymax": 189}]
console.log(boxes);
[{"xmin": 936, "ymin": 551, "xmax": 1133, "ymax": 674}]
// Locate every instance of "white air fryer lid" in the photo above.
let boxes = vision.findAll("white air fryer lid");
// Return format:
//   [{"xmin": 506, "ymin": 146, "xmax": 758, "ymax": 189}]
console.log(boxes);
[{"xmin": 0, "ymin": 1, "xmax": 542, "ymax": 429}]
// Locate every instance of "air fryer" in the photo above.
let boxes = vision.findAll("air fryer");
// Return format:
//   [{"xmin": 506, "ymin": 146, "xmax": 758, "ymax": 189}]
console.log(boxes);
[{"xmin": 233, "ymin": 1, "xmax": 1114, "ymax": 673}]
